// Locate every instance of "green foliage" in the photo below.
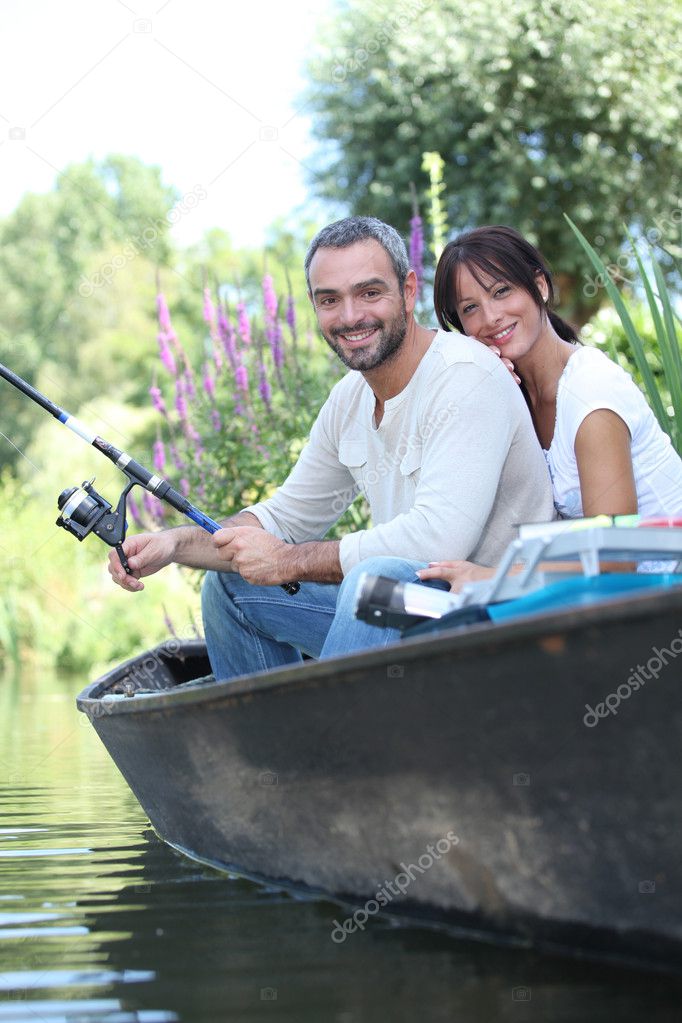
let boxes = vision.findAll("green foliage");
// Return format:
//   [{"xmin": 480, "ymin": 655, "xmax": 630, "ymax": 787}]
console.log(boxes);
[
  {"xmin": 422, "ymin": 152, "xmax": 448, "ymax": 262},
  {"xmin": 0, "ymin": 409, "xmax": 201, "ymax": 675},
  {"xmin": 567, "ymin": 217, "xmax": 681, "ymax": 453},
  {"xmin": 306, "ymin": 0, "xmax": 682, "ymax": 323},
  {"xmin": 0, "ymin": 155, "xmax": 178, "ymax": 471}
]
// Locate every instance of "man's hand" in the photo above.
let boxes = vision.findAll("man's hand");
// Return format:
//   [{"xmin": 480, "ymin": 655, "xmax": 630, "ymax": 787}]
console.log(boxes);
[
  {"xmin": 416, "ymin": 560, "xmax": 495, "ymax": 593},
  {"xmin": 212, "ymin": 526, "xmax": 291, "ymax": 585},
  {"xmin": 107, "ymin": 531, "xmax": 180, "ymax": 592}
]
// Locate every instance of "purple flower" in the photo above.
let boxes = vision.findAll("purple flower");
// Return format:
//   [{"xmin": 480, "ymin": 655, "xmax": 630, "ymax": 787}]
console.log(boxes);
[
  {"xmin": 127, "ymin": 492, "xmax": 143, "ymax": 527},
  {"xmin": 180, "ymin": 477, "xmax": 190, "ymax": 496},
  {"xmin": 157, "ymin": 332, "xmax": 177, "ymax": 376},
  {"xmin": 409, "ymin": 214, "xmax": 424, "ymax": 299},
  {"xmin": 176, "ymin": 354, "xmax": 194, "ymax": 401},
  {"xmin": 143, "ymin": 490, "xmax": 165, "ymax": 522},
  {"xmin": 262, "ymin": 274, "xmax": 277, "ymax": 323},
  {"xmin": 203, "ymin": 286, "xmax": 215, "ymax": 326},
  {"xmin": 149, "ymin": 383, "xmax": 167, "ymax": 417},
  {"xmin": 203, "ymin": 364, "xmax": 216, "ymax": 401},
  {"xmin": 258, "ymin": 362, "xmax": 272, "ymax": 409},
  {"xmin": 157, "ymin": 292, "xmax": 172, "ymax": 332},
  {"xmin": 273, "ymin": 320, "xmax": 285, "ymax": 370},
  {"xmin": 237, "ymin": 301, "xmax": 251, "ymax": 346},
  {"xmin": 211, "ymin": 408, "xmax": 222, "ymax": 432},
  {"xmin": 153, "ymin": 439, "xmax": 166, "ymax": 473},
  {"xmin": 286, "ymin": 293, "xmax": 297, "ymax": 339},
  {"xmin": 218, "ymin": 304, "xmax": 237, "ymax": 367},
  {"xmin": 175, "ymin": 378, "xmax": 188, "ymax": 420},
  {"xmin": 170, "ymin": 443, "xmax": 185, "ymax": 472},
  {"xmin": 235, "ymin": 363, "xmax": 249, "ymax": 392},
  {"xmin": 185, "ymin": 421, "xmax": 202, "ymax": 449}
]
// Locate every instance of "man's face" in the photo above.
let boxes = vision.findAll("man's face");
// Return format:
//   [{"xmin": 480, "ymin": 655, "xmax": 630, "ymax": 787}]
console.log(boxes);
[{"xmin": 308, "ymin": 239, "xmax": 409, "ymax": 371}]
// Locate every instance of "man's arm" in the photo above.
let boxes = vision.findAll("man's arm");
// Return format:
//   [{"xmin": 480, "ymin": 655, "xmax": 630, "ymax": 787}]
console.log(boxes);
[{"xmin": 212, "ymin": 527, "xmax": 343, "ymax": 584}]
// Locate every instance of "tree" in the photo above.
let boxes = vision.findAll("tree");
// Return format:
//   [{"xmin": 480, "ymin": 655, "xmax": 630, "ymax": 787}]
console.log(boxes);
[
  {"xmin": 305, "ymin": 0, "xmax": 682, "ymax": 323},
  {"xmin": 0, "ymin": 156, "xmax": 178, "ymax": 470}
]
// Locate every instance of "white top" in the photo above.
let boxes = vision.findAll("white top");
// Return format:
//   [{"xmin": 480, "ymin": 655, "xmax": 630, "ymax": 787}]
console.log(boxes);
[
  {"xmin": 245, "ymin": 330, "xmax": 554, "ymax": 575},
  {"xmin": 546, "ymin": 346, "xmax": 682, "ymax": 518}
]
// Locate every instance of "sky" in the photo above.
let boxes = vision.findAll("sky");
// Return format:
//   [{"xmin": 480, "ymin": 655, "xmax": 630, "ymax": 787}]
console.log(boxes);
[{"xmin": 0, "ymin": 0, "xmax": 336, "ymax": 248}]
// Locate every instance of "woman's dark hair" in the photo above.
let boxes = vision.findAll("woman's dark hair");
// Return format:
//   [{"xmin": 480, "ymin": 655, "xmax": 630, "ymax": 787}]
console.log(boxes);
[{"xmin": 433, "ymin": 225, "xmax": 580, "ymax": 344}]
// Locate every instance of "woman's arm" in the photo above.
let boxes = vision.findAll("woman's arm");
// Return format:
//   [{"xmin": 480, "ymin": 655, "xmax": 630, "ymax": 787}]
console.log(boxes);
[{"xmin": 574, "ymin": 409, "xmax": 638, "ymax": 516}]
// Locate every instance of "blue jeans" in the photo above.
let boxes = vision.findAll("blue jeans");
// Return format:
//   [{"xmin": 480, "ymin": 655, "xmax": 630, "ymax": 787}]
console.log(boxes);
[{"xmin": 201, "ymin": 556, "xmax": 441, "ymax": 682}]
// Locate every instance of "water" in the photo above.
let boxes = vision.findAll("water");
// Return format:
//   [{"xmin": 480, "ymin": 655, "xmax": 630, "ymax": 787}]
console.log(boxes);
[{"xmin": 1, "ymin": 668, "xmax": 680, "ymax": 1022}]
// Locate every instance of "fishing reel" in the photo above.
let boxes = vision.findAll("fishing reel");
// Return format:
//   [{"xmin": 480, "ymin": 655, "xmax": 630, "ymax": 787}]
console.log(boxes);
[{"xmin": 56, "ymin": 477, "xmax": 133, "ymax": 573}]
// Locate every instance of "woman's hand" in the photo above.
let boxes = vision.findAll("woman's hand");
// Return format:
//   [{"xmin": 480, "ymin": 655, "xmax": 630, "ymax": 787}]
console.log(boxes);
[
  {"xmin": 416, "ymin": 560, "xmax": 495, "ymax": 593},
  {"xmin": 486, "ymin": 343, "xmax": 521, "ymax": 385}
]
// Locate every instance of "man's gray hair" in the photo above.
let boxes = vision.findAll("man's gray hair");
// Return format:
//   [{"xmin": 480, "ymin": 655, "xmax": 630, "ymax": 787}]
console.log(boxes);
[{"xmin": 304, "ymin": 216, "xmax": 410, "ymax": 293}]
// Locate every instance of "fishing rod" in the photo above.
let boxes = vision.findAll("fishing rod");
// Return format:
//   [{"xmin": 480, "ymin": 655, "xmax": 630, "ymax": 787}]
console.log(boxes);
[{"xmin": 0, "ymin": 362, "xmax": 300, "ymax": 595}]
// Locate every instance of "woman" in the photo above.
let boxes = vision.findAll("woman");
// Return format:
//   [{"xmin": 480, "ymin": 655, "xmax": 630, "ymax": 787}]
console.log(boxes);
[{"xmin": 418, "ymin": 225, "xmax": 682, "ymax": 590}]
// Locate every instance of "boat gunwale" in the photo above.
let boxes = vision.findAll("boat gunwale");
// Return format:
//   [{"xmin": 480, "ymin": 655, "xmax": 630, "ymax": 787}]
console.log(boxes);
[{"xmin": 76, "ymin": 582, "xmax": 682, "ymax": 718}]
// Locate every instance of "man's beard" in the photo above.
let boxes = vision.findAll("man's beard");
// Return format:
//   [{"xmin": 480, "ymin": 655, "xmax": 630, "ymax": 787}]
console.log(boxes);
[{"xmin": 322, "ymin": 303, "xmax": 408, "ymax": 371}]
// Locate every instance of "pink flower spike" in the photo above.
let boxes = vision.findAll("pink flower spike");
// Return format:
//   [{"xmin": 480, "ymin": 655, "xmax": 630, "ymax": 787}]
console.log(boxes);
[
  {"xmin": 203, "ymin": 286, "xmax": 215, "ymax": 326},
  {"xmin": 203, "ymin": 364, "xmax": 216, "ymax": 401},
  {"xmin": 149, "ymin": 384, "xmax": 167, "ymax": 417},
  {"xmin": 153, "ymin": 439, "xmax": 166, "ymax": 473},
  {"xmin": 286, "ymin": 293, "xmax": 297, "ymax": 338},
  {"xmin": 127, "ymin": 492, "xmax": 143, "ymax": 527},
  {"xmin": 409, "ymin": 214, "xmax": 425, "ymax": 299},
  {"xmin": 156, "ymin": 292, "xmax": 172, "ymax": 332},
  {"xmin": 258, "ymin": 362, "xmax": 272, "ymax": 409},
  {"xmin": 157, "ymin": 332, "xmax": 177, "ymax": 376},
  {"xmin": 175, "ymin": 378, "xmax": 188, "ymax": 420},
  {"xmin": 180, "ymin": 477, "xmax": 190, "ymax": 496},
  {"xmin": 170, "ymin": 443, "xmax": 185, "ymax": 472},
  {"xmin": 237, "ymin": 301, "xmax": 251, "ymax": 346},
  {"xmin": 235, "ymin": 363, "xmax": 249, "ymax": 392},
  {"xmin": 211, "ymin": 408, "xmax": 222, "ymax": 432},
  {"xmin": 262, "ymin": 274, "xmax": 277, "ymax": 323}
]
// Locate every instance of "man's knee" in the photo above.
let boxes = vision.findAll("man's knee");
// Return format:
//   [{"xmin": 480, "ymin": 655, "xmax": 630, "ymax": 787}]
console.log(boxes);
[
  {"xmin": 338, "ymin": 557, "xmax": 423, "ymax": 609},
  {"xmin": 344, "ymin": 556, "xmax": 423, "ymax": 586},
  {"xmin": 201, "ymin": 569, "xmax": 244, "ymax": 625}
]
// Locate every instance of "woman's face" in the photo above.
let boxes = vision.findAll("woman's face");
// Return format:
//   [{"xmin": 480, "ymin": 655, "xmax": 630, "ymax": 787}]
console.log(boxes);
[{"xmin": 453, "ymin": 264, "xmax": 548, "ymax": 362}]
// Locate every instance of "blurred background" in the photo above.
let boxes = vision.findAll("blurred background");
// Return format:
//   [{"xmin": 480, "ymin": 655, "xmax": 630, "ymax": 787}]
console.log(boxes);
[{"xmin": 1, "ymin": 0, "xmax": 680, "ymax": 679}]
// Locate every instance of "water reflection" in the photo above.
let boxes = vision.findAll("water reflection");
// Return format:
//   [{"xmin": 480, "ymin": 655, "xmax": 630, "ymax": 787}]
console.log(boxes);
[{"xmin": 1, "ymin": 668, "xmax": 681, "ymax": 1022}]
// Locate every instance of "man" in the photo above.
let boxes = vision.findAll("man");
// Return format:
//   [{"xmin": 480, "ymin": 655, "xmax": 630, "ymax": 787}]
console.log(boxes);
[{"xmin": 109, "ymin": 216, "xmax": 553, "ymax": 678}]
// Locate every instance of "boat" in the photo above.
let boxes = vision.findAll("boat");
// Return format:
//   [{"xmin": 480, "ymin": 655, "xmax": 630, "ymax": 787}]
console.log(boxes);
[{"xmin": 77, "ymin": 522, "xmax": 682, "ymax": 971}]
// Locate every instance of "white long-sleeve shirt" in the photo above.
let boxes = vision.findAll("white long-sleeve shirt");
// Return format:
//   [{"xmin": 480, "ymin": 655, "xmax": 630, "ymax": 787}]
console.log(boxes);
[{"xmin": 245, "ymin": 330, "xmax": 554, "ymax": 575}]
